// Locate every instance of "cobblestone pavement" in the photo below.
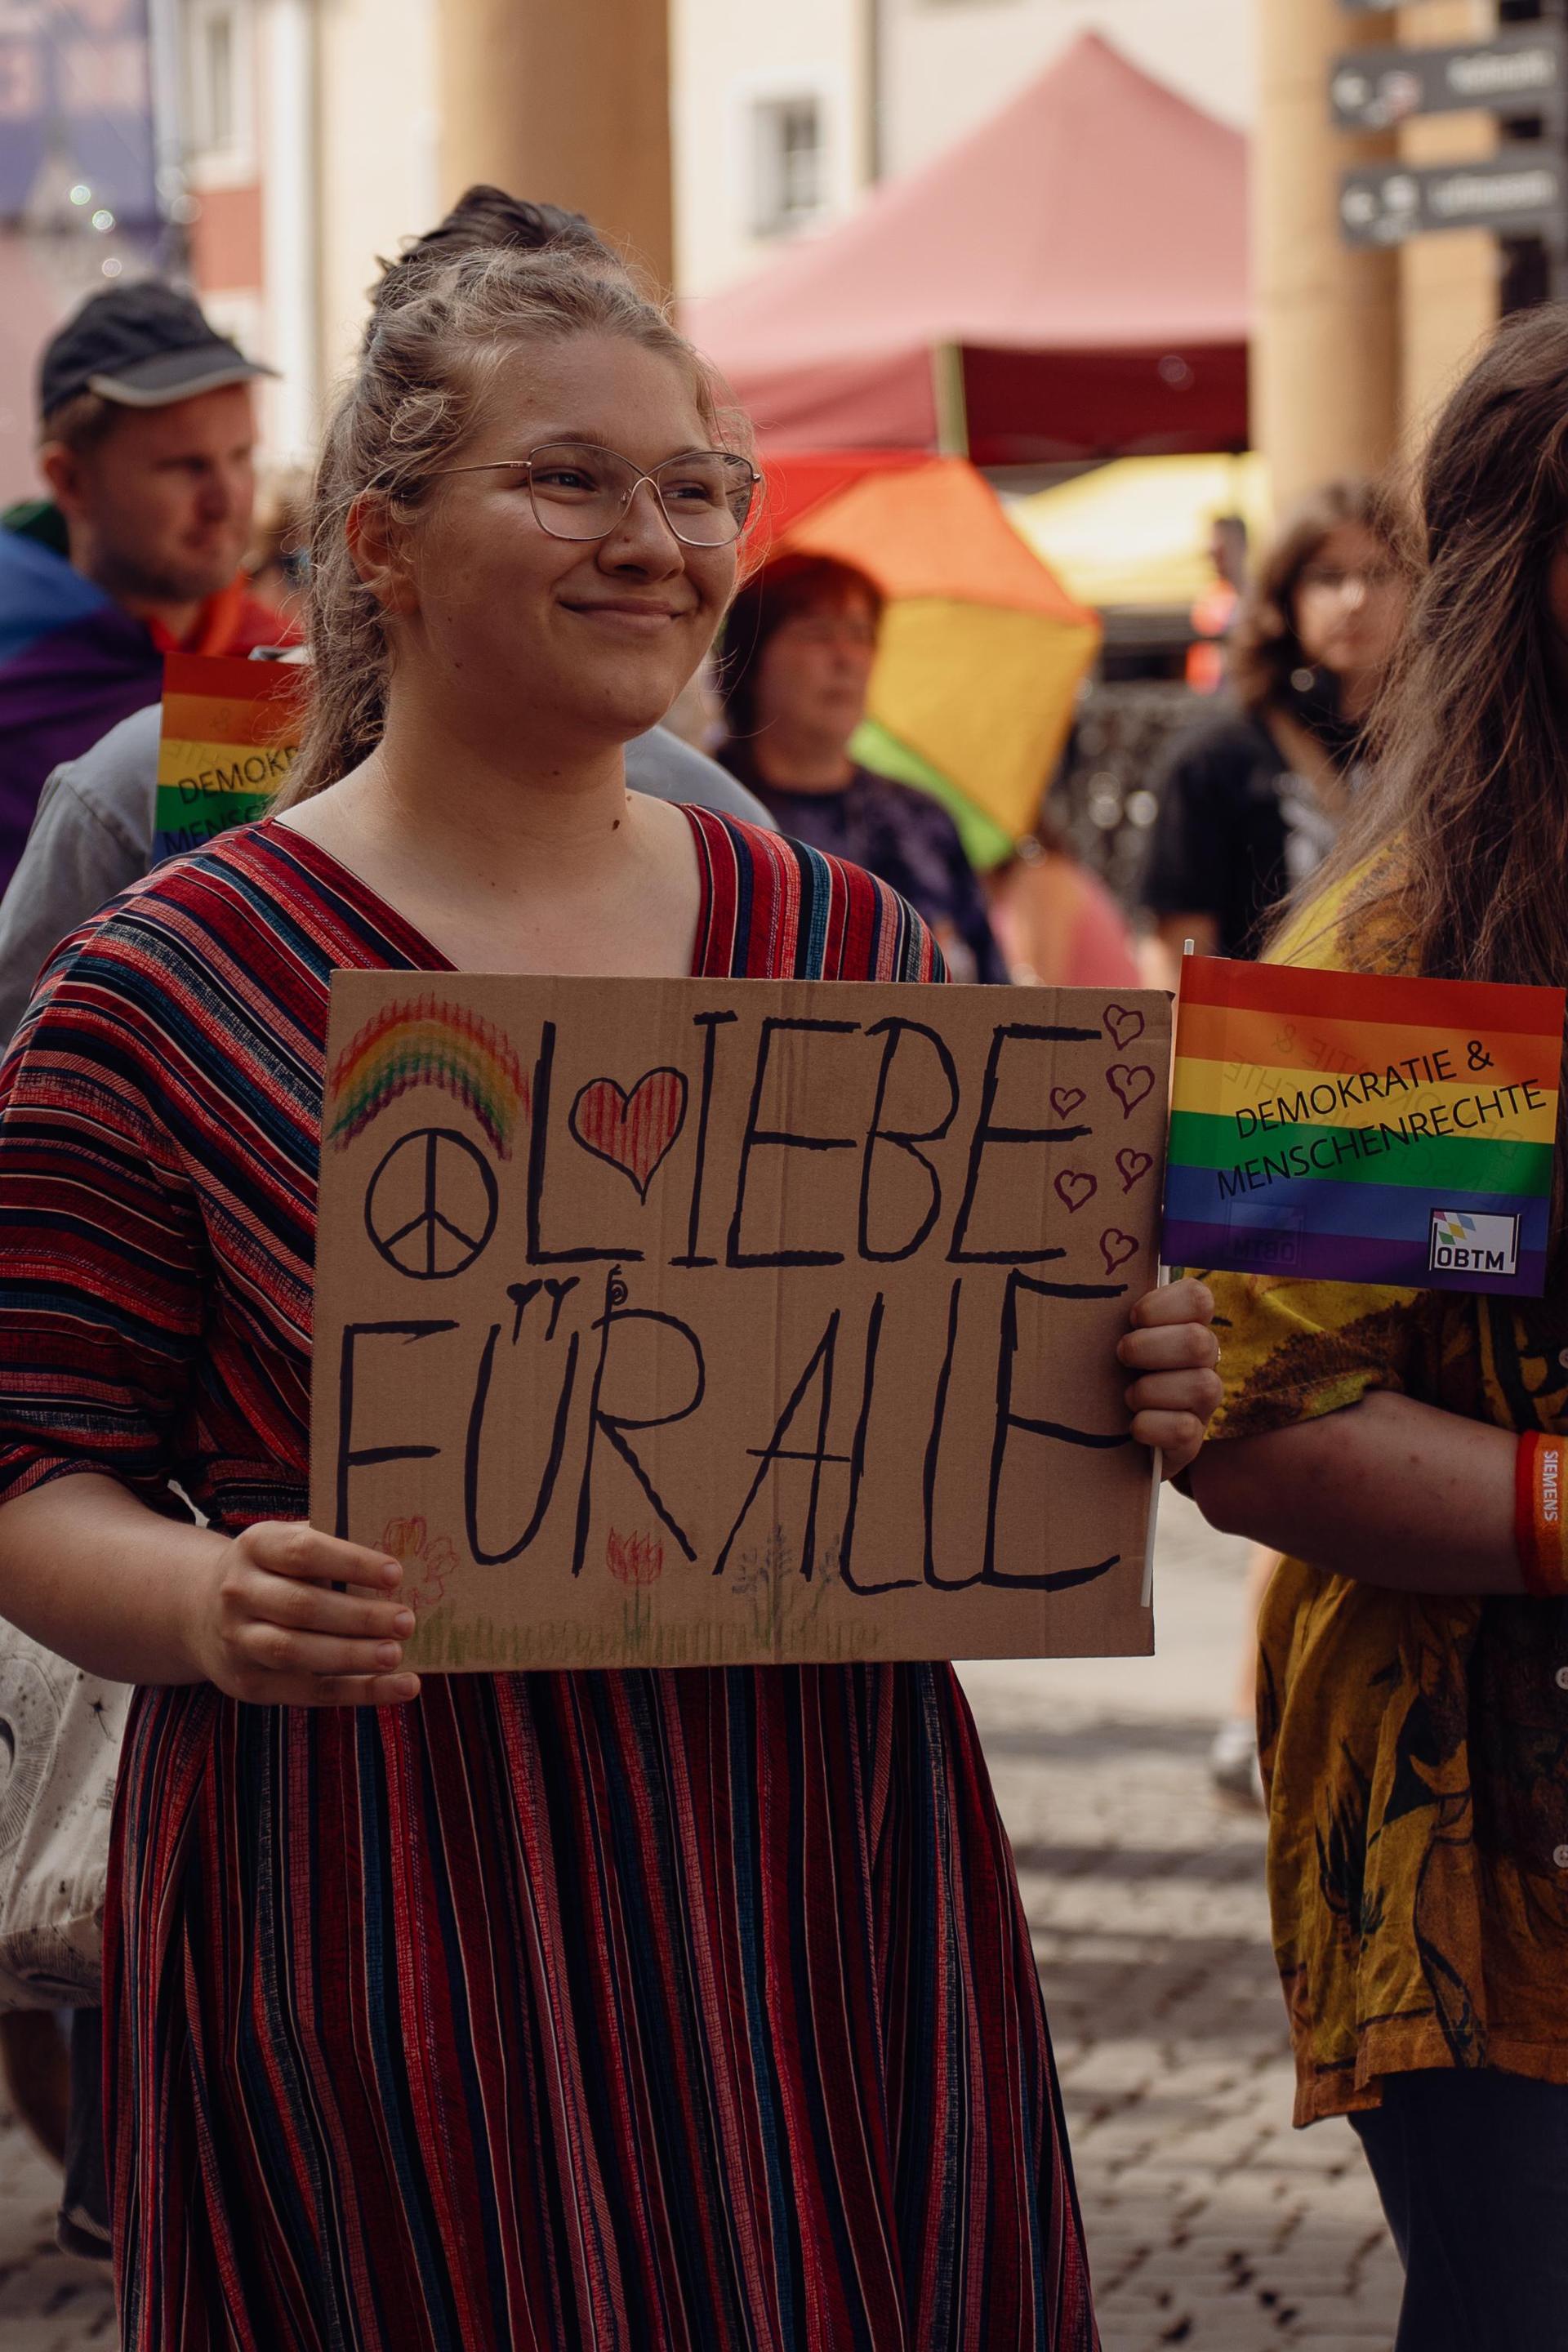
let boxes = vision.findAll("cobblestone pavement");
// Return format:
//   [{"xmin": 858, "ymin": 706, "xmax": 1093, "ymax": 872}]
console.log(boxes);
[
  {"xmin": 0, "ymin": 1495, "xmax": 1401, "ymax": 2348},
  {"xmin": 0, "ymin": 2100, "xmax": 114, "ymax": 2349},
  {"xmin": 961, "ymin": 1494, "xmax": 1402, "ymax": 2351}
]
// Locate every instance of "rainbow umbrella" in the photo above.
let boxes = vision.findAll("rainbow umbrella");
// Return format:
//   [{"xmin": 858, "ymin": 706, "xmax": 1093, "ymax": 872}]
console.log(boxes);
[{"xmin": 761, "ymin": 454, "xmax": 1101, "ymax": 866}]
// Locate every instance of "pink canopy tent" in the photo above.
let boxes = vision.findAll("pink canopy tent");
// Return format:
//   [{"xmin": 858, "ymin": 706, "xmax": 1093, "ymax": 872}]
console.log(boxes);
[{"xmin": 686, "ymin": 33, "xmax": 1249, "ymax": 466}]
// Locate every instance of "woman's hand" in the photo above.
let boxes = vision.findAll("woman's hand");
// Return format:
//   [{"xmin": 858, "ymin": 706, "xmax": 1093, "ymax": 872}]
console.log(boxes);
[
  {"xmin": 1118, "ymin": 1277, "xmax": 1222, "ymax": 1481},
  {"xmin": 185, "ymin": 1521, "xmax": 421, "ymax": 1708}
]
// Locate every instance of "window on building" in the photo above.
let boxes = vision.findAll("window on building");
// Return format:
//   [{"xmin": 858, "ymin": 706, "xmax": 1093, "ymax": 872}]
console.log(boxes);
[
  {"xmin": 202, "ymin": 11, "xmax": 233, "ymax": 148},
  {"xmin": 753, "ymin": 96, "xmax": 824, "ymax": 237},
  {"xmin": 185, "ymin": 0, "xmax": 252, "ymax": 163}
]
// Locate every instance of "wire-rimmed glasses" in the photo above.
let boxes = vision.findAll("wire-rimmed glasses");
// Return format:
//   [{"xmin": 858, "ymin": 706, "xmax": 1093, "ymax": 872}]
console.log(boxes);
[{"xmin": 437, "ymin": 440, "xmax": 760, "ymax": 549}]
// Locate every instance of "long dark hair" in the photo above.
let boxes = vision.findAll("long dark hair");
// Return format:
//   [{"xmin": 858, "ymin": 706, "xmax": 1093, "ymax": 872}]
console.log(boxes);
[
  {"xmin": 1285, "ymin": 303, "xmax": 1568, "ymax": 1254},
  {"xmin": 1291, "ymin": 305, "xmax": 1568, "ymax": 987},
  {"xmin": 1228, "ymin": 476, "xmax": 1405, "ymax": 719}
]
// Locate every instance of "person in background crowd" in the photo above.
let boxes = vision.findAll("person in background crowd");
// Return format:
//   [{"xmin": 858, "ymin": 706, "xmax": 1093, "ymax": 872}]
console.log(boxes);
[
  {"xmin": 1185, "ymin": 509, "xmax": 1249, "ymax": 696},
  {"xmin": 0, "ymin": 277, "xmax": 288, "ymax": 2230},
  {"xmin": 715, "ymin": 551, "xmax": 1009, "ymax": 982},
  {"xmin": 0, "ymin": 283, "xmax": 292, "ymax": 890},
  {"xmin": 1142, "ymin": 479, "xmax": 1409, "ymax": 965},
  {"xmin": 0, "ymin": 189, "xmax": 771, "ymax": 1049},
  {"xmin": 243, "ymin": 469, "xmax": 312, "ymax": 632},
  {"xmin": 1187, "ymin": 304, "xmax": 1568, "ymax": 2352},
  {"xmin": 1144, "ymin": 479, "xmax": 1411, "ymax": 1801},
  {"xmin": 987, "ymin": 807, "xmax": 1141, "ymax": 990},
  {"xmin": 0, "ymin": 238, "xmax": 1220, "ymax": 2351}
]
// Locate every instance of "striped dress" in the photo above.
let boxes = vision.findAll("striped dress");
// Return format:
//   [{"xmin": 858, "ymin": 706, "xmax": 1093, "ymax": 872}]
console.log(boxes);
[{"xmin": 0, "ymin": 809, "xmax": 1098, "ymax": 2352}]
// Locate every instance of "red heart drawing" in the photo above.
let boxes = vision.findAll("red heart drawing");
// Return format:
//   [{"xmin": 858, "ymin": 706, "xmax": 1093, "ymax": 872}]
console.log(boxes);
[
  {"xmin": 1099, "ymin": 1227, "xmax": 1139, "ymax": 1276},
  {"xmin": 1107, "ymin": 1062, "xmax": 1156, "ymax": 1118},
  {"xmin": 1054, "ymin": 1169, "xmax": 1097, "ymax": 1214},
  {"xmin": 1104, "ymin": 1004, "xmax": 1146, "ymax": 1049},
  {"xmin": 1050, "ymin": 1085, "xmax": 1087, "ymax": 1120},
  {"xmin": 569, "ymin": 1068, "xmax": 688, "ymax": 1200},
  {"xmin": 1116, "ymin": 1147, "xmax": 1154, "ymax": 1193}
]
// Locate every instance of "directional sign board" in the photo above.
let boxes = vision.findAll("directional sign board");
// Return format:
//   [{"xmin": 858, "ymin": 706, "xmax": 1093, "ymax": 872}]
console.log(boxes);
[
  {"xmin": 1331, "ymin": 31, "xmax": 1565, "ymax": 130},
  {"xmin": 1340, "ymin": 149, "xmax": 1566, "ymax": 247}
]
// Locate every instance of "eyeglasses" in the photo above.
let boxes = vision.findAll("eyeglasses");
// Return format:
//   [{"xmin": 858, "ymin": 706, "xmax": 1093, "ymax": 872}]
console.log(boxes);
[
  {"xmin": 1298, "ymin": 563, "xmax": 1401, "ymax": 595},
  {"xmin": 436, "ymin": 439, "xmax": 760, "ymax": 548}
]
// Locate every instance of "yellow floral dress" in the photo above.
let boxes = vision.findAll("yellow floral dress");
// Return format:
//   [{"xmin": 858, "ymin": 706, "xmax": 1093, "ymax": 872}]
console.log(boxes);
[{"xmin": 1200, "ymin": 893, "xmax": 1568, "ymax": 2126}]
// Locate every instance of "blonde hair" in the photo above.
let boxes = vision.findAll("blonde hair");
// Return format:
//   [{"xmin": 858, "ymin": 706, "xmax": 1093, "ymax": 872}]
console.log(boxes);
[
  {"xmin": 281, "ymin": 245, "xmax": 742, "ymax": 804},
  {"xmin": 38, "ymin": 389, "xmax": 121, "ymax": 457}
]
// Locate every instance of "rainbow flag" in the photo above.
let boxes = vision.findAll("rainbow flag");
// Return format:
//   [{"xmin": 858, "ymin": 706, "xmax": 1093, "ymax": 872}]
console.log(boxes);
[
  {"xmin": 154, "ymin": 652, "xmax": 306, "ymax": 864},
  {"xmin": 1163, "ymin": 956, "xmax": 1565, "ymax": 1296}
]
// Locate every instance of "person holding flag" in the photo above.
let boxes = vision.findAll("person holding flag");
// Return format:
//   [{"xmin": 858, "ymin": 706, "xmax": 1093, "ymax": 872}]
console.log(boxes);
[
  {"xmin": 0, "ymin": 283, "xmax": 293, "ymax": 892},
  {"xmin": 1187, "ymin": 305, "xmax": 1568, "ymax": 2352}
]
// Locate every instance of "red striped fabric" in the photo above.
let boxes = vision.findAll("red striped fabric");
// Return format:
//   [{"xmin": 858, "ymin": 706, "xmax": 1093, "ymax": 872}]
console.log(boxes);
[{"xmin": 0, "ymin": 808, "xmax": 1096, "ymax": 2351}]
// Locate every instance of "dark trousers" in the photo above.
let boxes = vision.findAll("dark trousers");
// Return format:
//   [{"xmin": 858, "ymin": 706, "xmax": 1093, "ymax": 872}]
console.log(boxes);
[
  {"xmin": 1350, "ymin": 2068, "xmax": 1568, "ymax": 2352},
  {"xmin": 58, "ymin": 2007, "xmax": 110, "ymax": 2261}
]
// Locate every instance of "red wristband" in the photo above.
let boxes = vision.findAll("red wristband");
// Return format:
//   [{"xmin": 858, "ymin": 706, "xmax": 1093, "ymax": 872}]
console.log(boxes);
[{"xmin": 1515, "ymin": 1432, "xmax": 1568, "ymax": 1598}]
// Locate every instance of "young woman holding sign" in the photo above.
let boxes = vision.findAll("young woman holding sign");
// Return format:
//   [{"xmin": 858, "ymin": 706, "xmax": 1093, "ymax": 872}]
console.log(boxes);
[
  {"xmin": 1188, "ymin": 307, "xmax": 1568, "ymax": 2352},
  {"xmin": 0, "ymin": 247, "xmax": 1218, "ymax": 2350}
]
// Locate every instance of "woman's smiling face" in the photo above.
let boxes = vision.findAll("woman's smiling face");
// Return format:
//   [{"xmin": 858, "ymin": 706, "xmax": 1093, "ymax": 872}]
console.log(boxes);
[{"xmin": 384, "ymin": 330, "xmax": 742, "ymax": 757}]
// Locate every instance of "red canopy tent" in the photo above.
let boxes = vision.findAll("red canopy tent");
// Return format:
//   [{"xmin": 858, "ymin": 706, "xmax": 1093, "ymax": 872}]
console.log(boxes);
[{"xmin": 686, "ymin": 33, "xmax": 1249, "ymax": 466}]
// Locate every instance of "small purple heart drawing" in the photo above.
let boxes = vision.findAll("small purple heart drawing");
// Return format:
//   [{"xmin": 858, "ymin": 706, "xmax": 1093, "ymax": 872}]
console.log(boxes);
[
  {"xmin": 1050, "ymin": 1085, "xmax": 1087, "ymax": 1120},
  {"xmin": 1099, "ymin": 1227, "xmax": 1139, "ymax": 1276},
  {"xmin": 1107, "ymin": 1063, "xmax": 1156, "ymax": 1118},
  {"xmin": 1054, "ymin": 1169, "xmax": 1097, "ymax": 1214},
  {"xmin": 1103, "ymin": 1004, "xmax": 1146, "ymax": 1050},
  {"xmin": 1116, "ymin": 1147, "xmax": 1154, "ymax": 1193}
]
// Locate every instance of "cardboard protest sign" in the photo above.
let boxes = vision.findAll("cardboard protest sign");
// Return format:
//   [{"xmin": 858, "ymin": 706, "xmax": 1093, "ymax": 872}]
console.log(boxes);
[
  {"xmin": 1164, "ymin": 956, "xmax": 1565, "ymax": 1295},
  {"xmin": 311, "ymin": 977, "xmax": 1171, "ymax": 1672},
  {"xmin": 154, "ymin": 653, "xmax": 306, "ymax": 863}
]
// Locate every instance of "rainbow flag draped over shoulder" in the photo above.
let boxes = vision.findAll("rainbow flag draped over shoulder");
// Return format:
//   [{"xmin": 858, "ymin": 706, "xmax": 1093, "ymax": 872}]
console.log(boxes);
[
  {"xmin": 1163, "ymin": 956, "xmax": 1566, "ymax": 1296},
  {"xmin": 154, "ymin": 652, "xmax": 306, "ymax": 864}
]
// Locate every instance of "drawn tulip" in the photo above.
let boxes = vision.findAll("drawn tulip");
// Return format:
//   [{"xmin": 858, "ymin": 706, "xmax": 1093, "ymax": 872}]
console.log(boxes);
[{"xmin": 608, "ymin": 1530, "xmax": 666, "ymax": 1586}]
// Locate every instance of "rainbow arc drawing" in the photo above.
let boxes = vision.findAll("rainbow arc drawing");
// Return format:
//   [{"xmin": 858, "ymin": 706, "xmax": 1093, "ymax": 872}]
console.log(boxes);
[{"xmin": 1162, "ymin": 957, "xmax": 1566, "ymax": 1297}]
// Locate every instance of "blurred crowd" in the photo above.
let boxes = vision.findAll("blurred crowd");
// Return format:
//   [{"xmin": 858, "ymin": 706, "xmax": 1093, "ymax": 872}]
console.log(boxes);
[
  {"xmin": 3, "ymin": 172, "xmax": 1566, "ymax": 2352},
  {"xmin": 0, "ymin": 181, "xmax": 1415, "ymax": 2239},
  {"xmin": 0, "ymin": 225, "xmax": 1408, "ymax": 1031}
]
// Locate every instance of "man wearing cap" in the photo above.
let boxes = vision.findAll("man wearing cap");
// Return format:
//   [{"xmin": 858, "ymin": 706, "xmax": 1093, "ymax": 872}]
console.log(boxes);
[
  {"xmin": 0, "ymin": 281, "xmax": 287, "ymax": 892},
  {"xmin": 0, "ymin": 201, "xmax": 770, "ymax": 1042}
]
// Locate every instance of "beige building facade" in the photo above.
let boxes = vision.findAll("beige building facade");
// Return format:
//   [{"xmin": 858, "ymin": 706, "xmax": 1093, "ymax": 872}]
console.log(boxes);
[
  {"xmin": 181, "ymin": 0, "xmax": 681, "ymax": 469},
  {"xmin": 176, "ymin": 0, "xmax": 441, "ymax": 465},
  {"xmin": 672, "ymin": 0, "xmax": 1255, "ymax": 301},
  {"xmin": 163, "ymin": 0, "xmax": 1513, "ymax": 499},
  {"xmin": 670, "ymin": 0, "xmax": 872, "ymax": 299},
  {"xmin": 1252, "ymin": 0, "xmax": 1507, "ymax": 510},
  {"xmin": 878, "ymin": 0, "xmax": 1253, "ymax": 179}
]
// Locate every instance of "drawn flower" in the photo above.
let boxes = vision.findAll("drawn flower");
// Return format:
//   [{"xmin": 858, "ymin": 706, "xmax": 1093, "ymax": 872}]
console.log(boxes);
[
  {"xmin": 607, "ymin": 1530, "xmax": 665, "ymax": 1586},
  {"xmin": 379, "ymin": 1515, "xmax": 459, "ymax": 1613}
]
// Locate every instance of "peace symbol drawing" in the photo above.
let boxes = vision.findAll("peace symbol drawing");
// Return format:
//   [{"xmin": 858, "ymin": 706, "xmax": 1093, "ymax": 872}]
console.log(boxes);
[{"xmin": 363, "ymin": 1127, "xmax": 500, "ymax": 1280}]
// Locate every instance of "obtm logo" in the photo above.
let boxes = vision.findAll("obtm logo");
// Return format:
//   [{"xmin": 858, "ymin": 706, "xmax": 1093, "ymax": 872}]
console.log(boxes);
[{"xmin": 1428, "ymin": 1208, "xmax": 1519, "ymax": 1276}]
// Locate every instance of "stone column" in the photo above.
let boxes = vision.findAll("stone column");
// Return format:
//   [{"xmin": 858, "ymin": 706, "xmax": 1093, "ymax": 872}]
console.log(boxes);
[
  {"xmin": 1253, "ymin": 0, "xmax": 1400, "ymax": 513},
  {"xmin": 1396, "ymin": 1, "xmax": 1500, "ymax": 452},
  {"xmin": 436, "ymin": 0, "xmax": 674, "ymax": 289}
]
